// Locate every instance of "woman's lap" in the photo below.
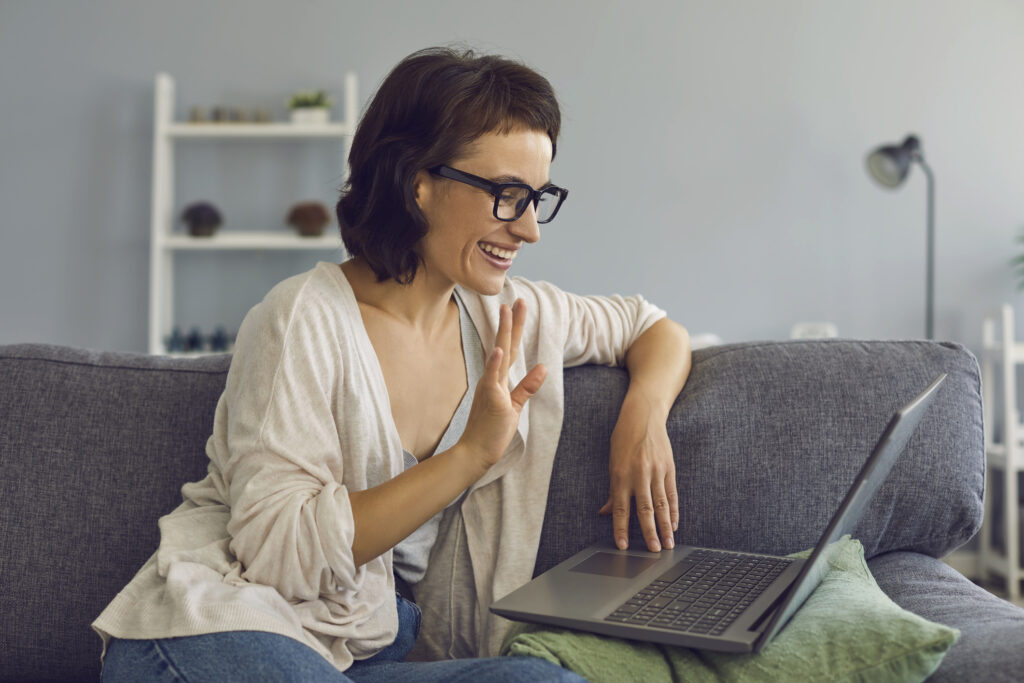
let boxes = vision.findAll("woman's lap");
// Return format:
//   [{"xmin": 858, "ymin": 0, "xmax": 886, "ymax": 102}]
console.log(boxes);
[
  {"xmin": 102, "ymin": 595, "xmax": 584, "ymax": 683},
  {"xmin": 103, "ymin": 631, "xmax": 349, "ymax": 683},
  {"xmin": 104, "ymin": 634, "xmax": 580, "ymax": 683},
  {"xmin": 351, "ymin": 655, "xmax": 585, "ymax": 682}
]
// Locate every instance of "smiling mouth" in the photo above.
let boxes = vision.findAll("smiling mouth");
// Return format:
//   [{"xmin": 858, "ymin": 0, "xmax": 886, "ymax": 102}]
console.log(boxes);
[{"xmin": 478, "ymin": 241, "xmax": 518, "ymax": 263}]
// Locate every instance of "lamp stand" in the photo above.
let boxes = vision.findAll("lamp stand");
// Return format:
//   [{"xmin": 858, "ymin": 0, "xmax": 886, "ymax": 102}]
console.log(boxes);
[{"xmin": 916, "ymin": 155, "xmax": 935, "ymax": 340}]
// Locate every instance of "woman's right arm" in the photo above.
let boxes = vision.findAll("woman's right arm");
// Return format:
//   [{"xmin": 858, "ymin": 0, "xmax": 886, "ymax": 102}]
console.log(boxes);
[{"xmin": 348, "ymin": 300, "xmax": 546, "ymax": 567}]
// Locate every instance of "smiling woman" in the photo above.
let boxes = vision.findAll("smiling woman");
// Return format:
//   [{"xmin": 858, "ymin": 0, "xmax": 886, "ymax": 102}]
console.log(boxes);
[
  {"xmin": 337, "ymin": 48, "xmax": 563, "ymax": 287},
  {"xmin": 93, "ymin": 46, "xmax": 691, "ymax": 682}
]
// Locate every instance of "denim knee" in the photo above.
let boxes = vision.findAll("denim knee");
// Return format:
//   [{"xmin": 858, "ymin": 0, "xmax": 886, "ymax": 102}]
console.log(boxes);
[
  {"xmin": 501, "ymin": 656, "xmax": 589, "ymax": 682},
  {"xmin": 102, "ymin": 639, "xmax": 182, "ymax": 683}
]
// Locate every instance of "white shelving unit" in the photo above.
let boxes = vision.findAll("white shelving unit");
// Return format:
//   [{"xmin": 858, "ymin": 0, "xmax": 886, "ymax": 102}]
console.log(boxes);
[
  {"xmin": 979, "ymin": 304, "xmax": 1024, "ymax": 602},
  {"xmin": 148, "ymin": 72, "xmax": 357, "ymax": 355}
]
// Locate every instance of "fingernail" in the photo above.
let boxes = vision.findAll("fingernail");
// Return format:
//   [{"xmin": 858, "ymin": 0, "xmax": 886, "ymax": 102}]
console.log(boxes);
[
  {"xmin": 616, "ymin": 538, "xmax": 627, "ymax": 550},
  {"xmin": 667, "ymin": 538, "xmax": 675, "ymax": 549},
  {"xmin": 652, "ymin": 542, "xmax": 662, "ymax": 552}
]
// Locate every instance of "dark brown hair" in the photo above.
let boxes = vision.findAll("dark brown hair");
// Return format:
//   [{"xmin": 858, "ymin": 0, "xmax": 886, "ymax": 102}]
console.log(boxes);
[{"xmin": 336, "ymin": 47, "xmax": 561, "ymax": 284}]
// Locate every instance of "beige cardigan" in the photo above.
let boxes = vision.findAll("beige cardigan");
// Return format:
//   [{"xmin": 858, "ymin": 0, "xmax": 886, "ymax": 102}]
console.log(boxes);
[{"xmin": 92, "ymin": 261, "xmax": 665, "ymax": 670}]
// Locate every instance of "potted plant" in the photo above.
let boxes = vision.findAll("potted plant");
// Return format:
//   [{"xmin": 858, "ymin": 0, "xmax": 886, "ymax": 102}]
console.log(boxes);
[
  {"xmin": 288, "ymin": 90, "xmax": 332, "ymax": 125},
  {"xmin": 286, "ymin": 201, "xmax": 331, "ymax": 237},
  {"xmin": 181, "ymin": 201, "xmax": 222, "ymax": 237}
]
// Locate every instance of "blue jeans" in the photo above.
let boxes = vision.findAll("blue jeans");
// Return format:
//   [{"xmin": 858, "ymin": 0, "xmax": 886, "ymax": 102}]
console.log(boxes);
[{"xmin": 102, "ymin": 594, "xmax": 585, "ymax": 682}]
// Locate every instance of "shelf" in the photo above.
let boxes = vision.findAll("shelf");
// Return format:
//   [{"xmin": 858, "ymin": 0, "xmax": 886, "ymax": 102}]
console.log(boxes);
[
  {"xmin": 979, "ymin": 303, "xmax": 1024, "ymax": 601},
  {"xmin": 985, "ymin": 446, "xmax": 1024, "ymax": 472},
  {"xmin": 149, "ymin": 72, "xmax": 357, "ymax": 356},
  {"xmin": 981, "ymin": 549, "xmax": 1021, "ymax": 578},
  {"xmin": 165, "ymin": 122, "xmax": 354, "ymax": 139},
  {"xmin": 162, "ymin": 232, "xmax": 343, "ymax": 250},
  {"xmin": 982, "ymin": 342, "xmax": 1024, "ymax": 364}
]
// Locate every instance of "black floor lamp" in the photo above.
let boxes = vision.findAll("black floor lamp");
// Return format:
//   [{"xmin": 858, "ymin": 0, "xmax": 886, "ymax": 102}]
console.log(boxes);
[{"xmin": 865, "ymin": 134, "xmax": 935, "ymax": 340}]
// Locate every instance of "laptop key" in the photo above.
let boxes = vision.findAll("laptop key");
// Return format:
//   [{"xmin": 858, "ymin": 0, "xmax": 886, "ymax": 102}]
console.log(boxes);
[{"xmin": 648, "ymin": 596, "xmax": 672, "ymax": 609}]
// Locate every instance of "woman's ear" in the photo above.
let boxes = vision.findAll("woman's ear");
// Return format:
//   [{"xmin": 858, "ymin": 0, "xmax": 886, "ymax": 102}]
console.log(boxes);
[{"xmin": 412, "ymin": 169, "xmax": 433, "ymax": 211}]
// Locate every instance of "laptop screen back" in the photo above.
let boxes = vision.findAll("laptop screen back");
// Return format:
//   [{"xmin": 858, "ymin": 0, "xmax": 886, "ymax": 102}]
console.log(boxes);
[{"xmin": 756, "ymin": 374, "xmax": 945, "ymax": 648}]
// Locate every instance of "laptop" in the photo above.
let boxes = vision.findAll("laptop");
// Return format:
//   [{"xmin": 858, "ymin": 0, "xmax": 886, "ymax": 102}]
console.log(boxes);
[{"xmin": 491, "ymin": 374, "xmax": 946, "ymax": 653}]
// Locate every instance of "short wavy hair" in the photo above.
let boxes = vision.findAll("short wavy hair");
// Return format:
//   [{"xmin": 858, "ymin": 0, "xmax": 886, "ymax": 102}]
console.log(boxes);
[{"xmin": 336, "ymin": 47, "xmax": 561, "ymax": 284}]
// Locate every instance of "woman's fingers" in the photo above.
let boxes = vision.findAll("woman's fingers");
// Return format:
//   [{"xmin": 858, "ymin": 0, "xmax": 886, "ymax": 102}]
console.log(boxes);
[
  {"xmin": 651, "ymin": 477, "xmax": 675, "ymax": 550},
  {"xmin": 510, "ymin": 363, "xmax": 546, "ymax": 409},
  {"xmin": 509, "ymin": 299, "xmax": 526, "ymax": 367},
  {"xmin": 495, "ymin": 300, "xmax": 528, "ymax": 377},
  {"xmin": 487, "ymin": 299, "xmax": 536, "ymax": 404},
  {"xmin": 633, "ymin": 486, "xmax": 662, "ymax": 552},
  {"xmin": 485, "ymin": 345, "xmax": 504, "ymax": 384},
  {"xmin": 665, "ymin": 467, "xmax": 679, "ymax": 533},
  {"xmin": 608, "ymin": 487, "xmax": 632, "ymax": 550},
  {"xmin": 495, "ymin": 304, "xmax": 512, "ymax": 379}
]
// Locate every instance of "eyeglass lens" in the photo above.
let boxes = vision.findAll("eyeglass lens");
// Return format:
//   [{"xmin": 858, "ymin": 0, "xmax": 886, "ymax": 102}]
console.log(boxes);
[{"xmin": 496, "ymin": 187, "xmax": 562, "ymax": 222}]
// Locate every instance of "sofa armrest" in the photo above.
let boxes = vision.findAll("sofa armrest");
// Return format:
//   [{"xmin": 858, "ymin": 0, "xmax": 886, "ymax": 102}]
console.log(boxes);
[{"xmin": 536, "ymin": 340, "xmax": 983, "ymax": 576}]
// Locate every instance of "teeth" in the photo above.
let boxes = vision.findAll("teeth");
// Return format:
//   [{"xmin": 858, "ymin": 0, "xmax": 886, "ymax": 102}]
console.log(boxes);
[{"xmin": 479, "ymin": 243, "xmax": 517, "ymax": 260}]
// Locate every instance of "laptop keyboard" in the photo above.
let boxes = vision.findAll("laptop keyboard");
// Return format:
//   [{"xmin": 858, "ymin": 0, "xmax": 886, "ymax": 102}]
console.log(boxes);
[{"xmin": 604, "ymin": 549, "xmax": 792, "ymax": 636}]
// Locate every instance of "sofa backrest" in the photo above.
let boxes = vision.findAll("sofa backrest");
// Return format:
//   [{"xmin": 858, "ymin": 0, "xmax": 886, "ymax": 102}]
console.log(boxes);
[
  {"xmin": 536, "ymin": 339, "xmax": 984, "ymax": 575},
  {"xmin": 0, "ymin": 339, "xmax": 984, "ymax": 681}
]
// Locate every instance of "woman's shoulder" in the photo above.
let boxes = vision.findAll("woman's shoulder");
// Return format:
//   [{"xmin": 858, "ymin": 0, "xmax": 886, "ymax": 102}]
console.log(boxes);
[{"xmin": 239, "ymin": 262, "xmax": 361, "ymax": 348}]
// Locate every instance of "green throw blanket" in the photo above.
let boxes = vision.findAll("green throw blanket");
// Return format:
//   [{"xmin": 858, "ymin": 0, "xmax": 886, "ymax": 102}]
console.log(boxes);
[{"xmin": 501, "ymin": 538, "xmax": 958, "ymax": 682}]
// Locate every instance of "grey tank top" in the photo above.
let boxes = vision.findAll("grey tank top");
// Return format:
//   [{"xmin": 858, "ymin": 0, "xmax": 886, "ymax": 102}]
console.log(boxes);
[{"xmin": 392, "ymin": 291, "xmax": 484, "ymax": 585}]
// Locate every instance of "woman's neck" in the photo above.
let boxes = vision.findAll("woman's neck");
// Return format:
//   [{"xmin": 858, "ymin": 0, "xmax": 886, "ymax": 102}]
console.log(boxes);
[{"xmin": 340, "ymin": 258, "xmax": 456, "ymax": 336}]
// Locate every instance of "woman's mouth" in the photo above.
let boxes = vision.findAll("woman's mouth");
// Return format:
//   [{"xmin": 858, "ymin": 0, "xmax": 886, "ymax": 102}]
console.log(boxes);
[{"xmin": 477, "ymin": 241, "xmax": 518, "ymax": 270}]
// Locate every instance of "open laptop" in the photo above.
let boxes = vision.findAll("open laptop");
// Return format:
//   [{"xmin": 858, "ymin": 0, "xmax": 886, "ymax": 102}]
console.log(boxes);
[{"xmin": 491, "ymin": 374, "xmax": 946, "ymax": 653}]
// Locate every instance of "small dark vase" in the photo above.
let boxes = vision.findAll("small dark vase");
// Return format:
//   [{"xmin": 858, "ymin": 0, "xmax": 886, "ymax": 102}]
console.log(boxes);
[
  {"xmin": 286, "ymin": 201, "xmax": 331, "ymax": 237},
  {"xmin": 208, "ymin": 327, "xmax": 230, "ymax": 352},
  {"xmin": 185, "ymin": 327, "xmax": 205, "ymax": 352},
  {"xmin": 182, "ymin": 202, "xmax": 223, "ymax": 237}
]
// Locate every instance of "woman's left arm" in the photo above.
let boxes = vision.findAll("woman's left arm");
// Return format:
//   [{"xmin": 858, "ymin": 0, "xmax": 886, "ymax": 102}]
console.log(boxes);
[{"xmin": 598, "ymin": 317, "xmax": 691, "ymax": 552}]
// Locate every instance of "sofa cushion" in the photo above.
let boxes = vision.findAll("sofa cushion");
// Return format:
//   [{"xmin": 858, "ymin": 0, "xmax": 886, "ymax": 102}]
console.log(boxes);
[
  {"xmin": 868, "ymin": 551, "xmax": 1024, "ymax": 682},
  {"xmin": 537, "ymin": 340, "xmax": 984, "ymax": 575},
  {"xmin": 504, "ymin": 537, "xmax": 959, "ymax": 682},
  {"xmin": 0, "ymin": 344, "xmax": 230, "ymax": 682}
]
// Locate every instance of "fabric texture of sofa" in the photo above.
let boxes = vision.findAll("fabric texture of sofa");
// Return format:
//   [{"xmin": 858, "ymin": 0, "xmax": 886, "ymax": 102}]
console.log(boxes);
[{"xmin": 2, "ymin": 339, "xmax": 1024, "ymax": 681}]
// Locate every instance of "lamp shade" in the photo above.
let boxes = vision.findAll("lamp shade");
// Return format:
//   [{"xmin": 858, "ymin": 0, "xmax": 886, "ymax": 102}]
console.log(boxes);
[{"xmin": 866, "ymin": 135, "xmax": 921, "ymax": 188}]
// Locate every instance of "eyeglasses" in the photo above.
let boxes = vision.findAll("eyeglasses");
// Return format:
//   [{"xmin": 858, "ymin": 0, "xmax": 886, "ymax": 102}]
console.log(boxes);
[{"xmin": 428, "ymin": 165, "xmax": 569, "ymax": 223}]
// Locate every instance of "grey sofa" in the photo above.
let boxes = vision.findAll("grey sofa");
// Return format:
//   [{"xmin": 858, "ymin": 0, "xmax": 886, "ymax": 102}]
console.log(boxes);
[{"xmin": 2, "ymin": 339, "xmax": 1023, "ymax": 682}]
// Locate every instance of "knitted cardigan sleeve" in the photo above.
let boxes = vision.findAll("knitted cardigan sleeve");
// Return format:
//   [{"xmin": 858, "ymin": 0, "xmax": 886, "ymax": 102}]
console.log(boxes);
[
  {"xmin": 213, "ymin": 276, "xmax": 363, "ymax": 602},
  {"xmin": 509, "ymin": 277, "xmax": 667, "ymax": 368}
]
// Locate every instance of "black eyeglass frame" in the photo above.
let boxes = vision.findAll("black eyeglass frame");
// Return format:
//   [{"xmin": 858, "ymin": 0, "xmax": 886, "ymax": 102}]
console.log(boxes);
[{"xmin": 428, "ymin": 165, "xmax": 569, "ymax": 224}]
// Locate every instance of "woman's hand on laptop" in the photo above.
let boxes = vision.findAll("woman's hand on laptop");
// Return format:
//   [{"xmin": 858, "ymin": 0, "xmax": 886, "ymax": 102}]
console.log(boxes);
[
  {"xmin": 598, "ymin": 318, "xmax": 690, "ymax": 552},
  {"xmin": 599, "ymin": 393, "xmax": 678, "ymax": 552}
]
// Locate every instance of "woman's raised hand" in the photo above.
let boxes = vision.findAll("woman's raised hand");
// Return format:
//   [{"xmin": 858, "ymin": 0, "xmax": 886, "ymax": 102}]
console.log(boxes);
[{"xmin": 457, "ymin": 299, "xmax": 547, "ymax": 470}]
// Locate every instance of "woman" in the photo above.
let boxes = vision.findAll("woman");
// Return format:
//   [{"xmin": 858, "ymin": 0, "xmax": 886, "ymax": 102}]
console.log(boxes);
[{"xmin": 94, "ymin": 47, "xmax": 691, "ymax": 682}]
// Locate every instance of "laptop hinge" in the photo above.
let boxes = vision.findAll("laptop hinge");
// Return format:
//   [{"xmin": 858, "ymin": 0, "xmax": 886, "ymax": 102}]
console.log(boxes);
[{"xmin": 748, "ymin": 586, "xmax": 790, "ymax": 634}]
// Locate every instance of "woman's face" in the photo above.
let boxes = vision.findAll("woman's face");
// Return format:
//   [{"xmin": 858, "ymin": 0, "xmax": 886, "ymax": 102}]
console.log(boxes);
[{"xmin": 415, "ymin": 127, "xmax": 554, "ymax": 295}]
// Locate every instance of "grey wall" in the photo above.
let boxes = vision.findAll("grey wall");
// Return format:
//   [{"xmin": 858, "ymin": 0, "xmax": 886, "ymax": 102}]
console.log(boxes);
[{"xmin": 2, "ymin": 0, "xmax": 1023, "ymax": 352}]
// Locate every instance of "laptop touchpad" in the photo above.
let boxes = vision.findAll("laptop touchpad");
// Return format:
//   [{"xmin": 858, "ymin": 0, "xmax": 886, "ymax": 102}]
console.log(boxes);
[{"xmin": 569, "ymin": 552, "xmax": 660, "ymax": 578}]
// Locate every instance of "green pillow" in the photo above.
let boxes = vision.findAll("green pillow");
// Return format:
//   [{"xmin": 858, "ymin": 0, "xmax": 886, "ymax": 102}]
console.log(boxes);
[{"xmin": 502, "ymin": 537, "xmax": 958, "ymax": 682}]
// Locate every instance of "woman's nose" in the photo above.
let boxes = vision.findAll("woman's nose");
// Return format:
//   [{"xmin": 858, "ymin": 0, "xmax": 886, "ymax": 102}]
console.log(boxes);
[{"xmin": 509, "ymin": 204, "xmax": 541, "ymax": 243}]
